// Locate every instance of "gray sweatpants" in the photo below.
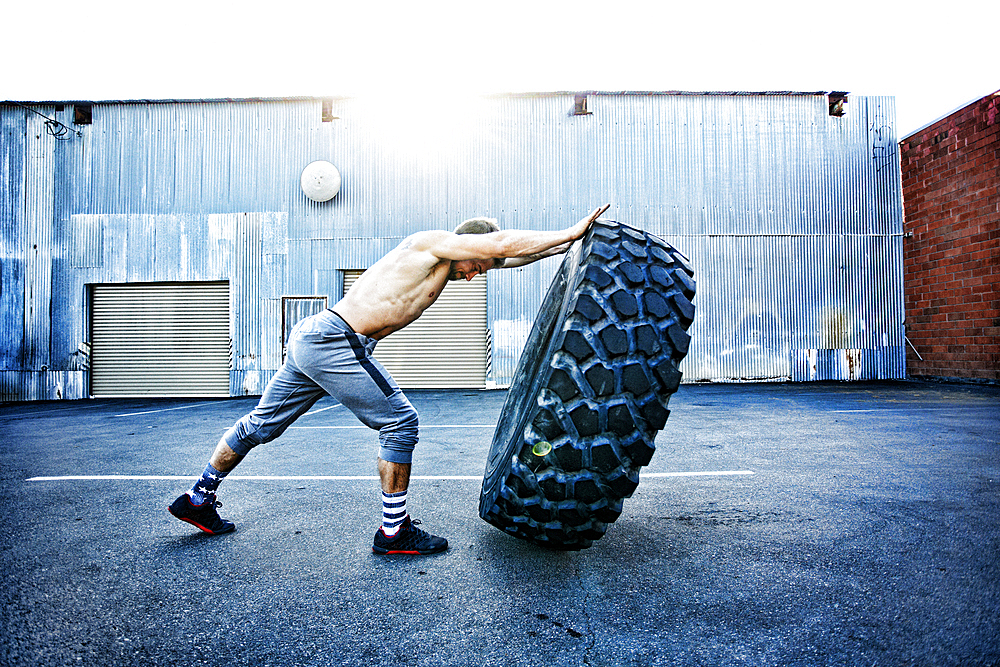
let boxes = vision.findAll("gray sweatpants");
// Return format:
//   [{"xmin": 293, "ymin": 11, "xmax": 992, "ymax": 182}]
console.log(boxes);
[{"xmin": 221, "ymin": 309, "xmax": 419, "ymax": 464}]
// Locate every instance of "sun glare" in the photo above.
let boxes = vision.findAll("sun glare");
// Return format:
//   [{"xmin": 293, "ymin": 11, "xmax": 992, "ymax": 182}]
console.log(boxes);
[{"xmin": 344, "ymin": 91, "xmax": 492, "ymax": 158}]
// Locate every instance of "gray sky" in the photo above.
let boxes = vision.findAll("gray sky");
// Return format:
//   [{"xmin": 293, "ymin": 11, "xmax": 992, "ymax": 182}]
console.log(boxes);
[{"xmin": 5, "ymin": 0, "xmax": 996, "ymax": 138}]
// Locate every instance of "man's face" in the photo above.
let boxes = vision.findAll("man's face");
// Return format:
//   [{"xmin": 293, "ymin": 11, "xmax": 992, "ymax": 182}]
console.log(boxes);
[{"xmin": 449, "ymin": 259, "xmax": 493, "ymax": 282}]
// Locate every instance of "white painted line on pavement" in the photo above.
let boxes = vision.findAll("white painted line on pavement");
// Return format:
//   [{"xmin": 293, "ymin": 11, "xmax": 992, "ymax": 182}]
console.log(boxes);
[
  {"xmin": 645, "ymin": 471, "xmax": 754, "ymax": 477},
  {"xmin": 25, "ymin": 471, "xmax": 754, "ymax": 482},
  {"xmin": 114, "ymin": 402, "xmax": 220, "ymax": 417},
  {"xmin": 290, "ymin": 424, "xmax": 495, "ymax": 429}
]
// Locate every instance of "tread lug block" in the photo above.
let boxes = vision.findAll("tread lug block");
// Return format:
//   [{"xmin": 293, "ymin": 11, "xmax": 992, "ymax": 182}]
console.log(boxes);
[
  {"xmin": 590, "ymin": 439, "xmax": 623, "ymax": 473},
  {"xmin": 606, "ymin": 401, "xmax": 636, "ymax": 437},
  {"xmin": 538, "ymin": 473, "xmax": 568, "ymax": 502},
  {"xmin": 573, "ymin": 294, "xmax": 605, "ymax": 322},
  {"xmin": 589, "ymin": 228, "xmax": 618, "ymax": 244},
  {"xmin": 569, "ymin": 403, "xmax": 600, "ymax": 437},
  {"xmin": 675, "ymin": 265, "xmax": 696, "ymax": 297},
  {"xmin": 591, "ymin": 497, "xmax": 623, "ymax": 524},
  {"xmin": 607, "ymin": 469, "xmax": 640, "ymax": 498},
  {"xmin": 649, "ymin": 265, "xmax": 675, "ymax": 290},
  {"xmin": 620, "ymin": 226, "xmax": 646, "ymax": 244},
  {"xmin": 621, "ymin": 363, "xmax": 651, "ymax": 396},
  {"xmin": 531, "ymin": 407, "xmax": 563, "ymax": 441},
  {"xmin": 525, "ymin": 498, "xmax": 553, "ymax": 522},
  {"xmin": 619, "ymin": 261, "xmax": 645, "ymax": 285},
  {"xmin": 543, "ymin": 525, "xmax": 571, "ymax": 545},
  {"xmin": 552, "ymin": 441, "xmax": 584, "ymax": 472},
  {"xmin": 665, "ymin": 322, "xmax": 691, "ymax": 356},
  {"xmin": 592, "ymin": 219, "xmax": 618, "ymax": 232},
  {"xmin": 610, "ymin": 289, "xmax": 639, "ymax": 317},
  {"xmin": 654, "ymin": 359, "xmax": 683, "ymax": 393},
  {"xmin": 633, "ymin": 324, "xmax": 661, "ymax": 355},
  {"xmin": 510, "ymin": 472, "xmax": 535, "ymax": 499},
  {"xmin": 557, "ymin": 502, "xmax": 590, "ymax": 527},
  {"xmin": 647, "ymin": 244, "xmax": 674, "ymax": 265},
  {"xmin": 583, "ymin": 264, "xmax": 614, "ymax": 289},
  {"xmin": 599, "ymin": 324, "xmax": 629, "ymax": 355},
  {"xmin": 573, "ymin": 477, "xmax": 603, "ymax": 503},
  {"xmin": 671, "ymin": 292, "xmax": 696, "ymax": 326},
  {"xmin": 623, "ymin": 434, "xmax": 657, "ymax": 467},
  {"xmin": 583, "ymin": 241, "xmax": 619, "ymax": 264},
  {"xmin": 674, "ymin": 253, "xmax": 694, "ymax": 276},
  {"xmin": 643, "ymin": 292, "xmax": 670, "ymax": 319},
  {"xmin": 621, "ymin": 240, "xmax": 647, "ymax": 260},
  {"xmin": 639, "ymin": 397, "xmax": 670, "ymax": 431},
  {"xmin": 480, "ymin": 219, "xmax": 695, "ymax": 549},
  {"xmin": 547, "ymin": 368, "xmax": 580, "ymax": 402},
  {"xmin": 498, "ymin": 494, "xmax": 525, "ymax": 519},
  {"xmin": 563, "ymin": 330, "xmax": 594, "ymax": 361},
  {"xmin": 584, "ymin": 362, "xmax": 616, "ymax": 397}
]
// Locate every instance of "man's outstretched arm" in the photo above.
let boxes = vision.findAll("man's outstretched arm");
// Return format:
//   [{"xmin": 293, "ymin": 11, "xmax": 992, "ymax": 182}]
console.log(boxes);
[
  {"xmin": 417, "ymin": 205, "xmax": 610, "ymax": 263},
  {"xmin": 499, "ymin": 241, "xmax": 572, "ymax": 268}
]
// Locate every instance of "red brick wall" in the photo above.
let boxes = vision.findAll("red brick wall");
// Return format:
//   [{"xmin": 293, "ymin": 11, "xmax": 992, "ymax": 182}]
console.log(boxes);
[{"xmin": 900, "ymin": 91, "xmax": 999, "ymax": 381}]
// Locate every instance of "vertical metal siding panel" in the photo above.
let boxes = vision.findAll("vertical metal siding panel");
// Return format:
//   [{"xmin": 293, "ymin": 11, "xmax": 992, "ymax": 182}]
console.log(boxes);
[
  {"xmin": 70, "ymin": 216, "xmax": 103, "ymax": 268},
  {"xmin": 49, "ymin": 106, "xmax": 77, "ymax": 387},
  {"xmin": 128, "ymin": 214, "xmax": 156, "ymax": 281},
  {"xmin": 231, "ymin": 213, "xmax": 263, "ymax": 395},
  {"xmin": 23, "ymin": 111, "xmax": 55, "ymax": 372},
  {"xmin": 1, "ymin": 108, "xmax": 26, "ymax": 379}
]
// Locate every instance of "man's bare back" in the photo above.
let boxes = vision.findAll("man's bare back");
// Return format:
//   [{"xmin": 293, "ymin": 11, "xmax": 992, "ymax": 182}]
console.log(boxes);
[{"xmin": 334, "ymin": 206, "xmax": 610, "ymax": 340}]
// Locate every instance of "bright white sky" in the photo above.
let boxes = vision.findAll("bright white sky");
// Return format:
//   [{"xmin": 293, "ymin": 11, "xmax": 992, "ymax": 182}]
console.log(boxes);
[{"xmin": 4, "ymin": 0, "xmax": 996, "ymax": 139}]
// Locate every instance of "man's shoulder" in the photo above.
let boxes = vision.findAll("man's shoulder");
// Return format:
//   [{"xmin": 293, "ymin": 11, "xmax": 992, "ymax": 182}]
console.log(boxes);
[{"xmin": 401, "ymin": 229, "xmax": 452, "ymax": 250}]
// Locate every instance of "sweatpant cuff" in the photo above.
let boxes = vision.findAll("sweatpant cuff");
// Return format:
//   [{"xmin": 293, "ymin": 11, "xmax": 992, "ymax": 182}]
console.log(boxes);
[
  {"xmin": 378, "ymin": 446, "xmax": 413, "ymax": 465},
  {"xmin": 223, "ymin": 428, "xmax": 256, "ymax": 457}
]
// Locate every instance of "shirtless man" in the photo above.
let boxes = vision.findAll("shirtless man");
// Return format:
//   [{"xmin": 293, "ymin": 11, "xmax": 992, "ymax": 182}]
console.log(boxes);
[{"xmin": 168, "ymin": 205, "xmax": 610, "ymax": 555}]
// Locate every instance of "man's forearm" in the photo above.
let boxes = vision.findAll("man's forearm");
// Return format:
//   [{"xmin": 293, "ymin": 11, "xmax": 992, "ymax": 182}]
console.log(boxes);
[
  {"xmin": 495, "ymin": 205, "xmax": 608, "ymax": 260},
  {"xmin": 501, "ymin": 241, "xmax": 571, "ymax": 268}
]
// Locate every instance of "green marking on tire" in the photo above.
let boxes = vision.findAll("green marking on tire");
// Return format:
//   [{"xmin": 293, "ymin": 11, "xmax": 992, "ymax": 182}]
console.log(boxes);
[{"xmin": 532, "ymin": 441, "xmax": 552, "ymax": 457}]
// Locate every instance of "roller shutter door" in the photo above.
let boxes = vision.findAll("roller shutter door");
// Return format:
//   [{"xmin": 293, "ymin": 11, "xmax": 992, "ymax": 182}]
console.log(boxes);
[
  {"xmin": 90, "ymin": 282, "xmax": 230, "ymax": 397},
  {"xmin": 343, "ymin": 271, "xmax": 487, "ymax": 389}
]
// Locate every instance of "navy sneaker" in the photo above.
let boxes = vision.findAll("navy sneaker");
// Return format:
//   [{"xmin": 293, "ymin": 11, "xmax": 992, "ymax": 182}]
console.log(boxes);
[
  {"xmin": 168, "ymin": 493, "xmax": 236, "ymax": 535},
  {"xmin": 372, "ymin": 516, "xmax": 448, "ymax": 555}
]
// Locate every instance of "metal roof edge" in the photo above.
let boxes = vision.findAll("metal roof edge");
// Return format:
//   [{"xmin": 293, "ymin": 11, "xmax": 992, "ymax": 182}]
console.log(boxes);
[
  {"xmin": 0, "ymin": 96, "xmax": 328, "ymax": 107},
  {"xmin": 2, "ymin": 90, "xmax": 853, "ymax": 107},
  {"xmin": 493, "ymin": 90, "xmax": 837, "ymax": 98}
]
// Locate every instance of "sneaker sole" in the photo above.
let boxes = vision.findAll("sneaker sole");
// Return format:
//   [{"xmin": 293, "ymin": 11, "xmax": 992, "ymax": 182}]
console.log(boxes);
[
  {"xmin": 372, "ymin": 545, "xmax": 447, "ymax": 555},
  {"xmin": 168, "ymin": 507, "xmax": 235, "ymax": 535}
]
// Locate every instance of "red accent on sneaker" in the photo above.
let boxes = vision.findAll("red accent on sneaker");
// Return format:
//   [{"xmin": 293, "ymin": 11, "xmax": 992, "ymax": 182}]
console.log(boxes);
[{"xmin": 174, "ymin": 516, "xmax": 217, "ymax": 534}]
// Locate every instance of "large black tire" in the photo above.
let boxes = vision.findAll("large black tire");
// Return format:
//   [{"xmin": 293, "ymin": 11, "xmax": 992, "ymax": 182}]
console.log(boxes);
[{"xmin": 479, "ymin": 219, "xmax": 696, "ymax": 550}]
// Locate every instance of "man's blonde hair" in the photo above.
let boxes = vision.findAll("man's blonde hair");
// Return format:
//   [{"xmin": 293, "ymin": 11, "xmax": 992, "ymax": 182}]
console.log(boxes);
[
  {"xmin": 453, "ymin": 217, "xmax": 500, "ymax": 235},
  {"xmin": 453, "ymin": 217, "xmax": 504, "ymax": 268}
]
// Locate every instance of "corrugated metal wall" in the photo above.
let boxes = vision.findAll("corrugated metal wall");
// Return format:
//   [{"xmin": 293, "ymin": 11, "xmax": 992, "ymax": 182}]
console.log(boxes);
[{"xmin": 0, "ymin": 92, "xmax": 904, "ymax": 400}]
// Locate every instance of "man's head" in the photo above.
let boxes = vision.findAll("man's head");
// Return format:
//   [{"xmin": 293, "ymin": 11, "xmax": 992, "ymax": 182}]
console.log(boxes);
[
  {"xmin": 453, "ymin": 217, "xmax": 499, "ymax": 235},
  {"xmin": 450, "ymin": 217, "xmax": 505, "ymax": 278}
]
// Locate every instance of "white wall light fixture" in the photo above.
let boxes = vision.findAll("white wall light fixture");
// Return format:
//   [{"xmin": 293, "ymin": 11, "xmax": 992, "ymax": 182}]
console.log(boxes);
[{"xmin": 300, "ymin": 160, "xmax": 342, "ymax": 202}]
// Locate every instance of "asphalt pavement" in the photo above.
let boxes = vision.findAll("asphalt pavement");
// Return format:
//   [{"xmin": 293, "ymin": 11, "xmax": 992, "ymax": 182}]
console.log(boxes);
[{"xmin": 1, "ymin": 380, "xmax": 998, "ymax": 666}]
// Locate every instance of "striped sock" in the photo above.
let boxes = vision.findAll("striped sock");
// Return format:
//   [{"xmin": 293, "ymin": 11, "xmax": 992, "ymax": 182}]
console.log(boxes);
[
  {"xmin": 188, "ymin": 464, "xmax": 229, "ymax": 505},
  {"xmin": 381, "ymin": 490, "xmax": 408, "ymax": 537}
]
